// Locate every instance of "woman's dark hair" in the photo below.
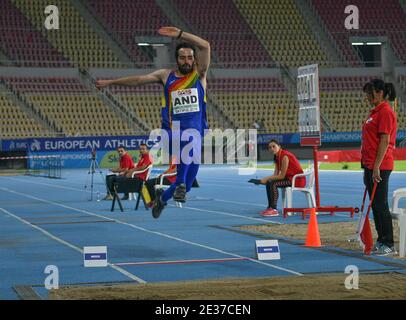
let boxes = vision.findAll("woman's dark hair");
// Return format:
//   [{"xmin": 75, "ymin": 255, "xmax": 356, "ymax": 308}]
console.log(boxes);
[
  {"xmin": 269, "ymin": 139, "xmax": 282, "ymax": 163},
  {"xmin": 363, "ymin": 79, "xmax": 397, "ymax": 101},
  {"xmin": 175, "ymin": 43, "xmax": 196, "ymax": 59},
  {"xmin": 269, "ymin": 139, "xmax": 281, "ymax": 147}
]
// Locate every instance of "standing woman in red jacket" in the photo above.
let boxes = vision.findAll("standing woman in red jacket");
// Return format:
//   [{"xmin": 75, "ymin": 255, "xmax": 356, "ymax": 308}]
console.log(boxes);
[
  {"xmin": 362, "ymin": 79, "xmax": 397, "ymax": 256},
  {"xmin": 260, "ymin": 139, "xmax": 306, "ymax": 217}
]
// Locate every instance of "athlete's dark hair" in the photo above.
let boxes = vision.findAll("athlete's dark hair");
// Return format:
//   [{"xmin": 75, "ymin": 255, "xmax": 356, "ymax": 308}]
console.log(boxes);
[
  {"xmin": 269, "ymin": 139, "xmax": 282, "ymax": 163},
  {"xmin": 175, "ymin": 43, "xmax": 196, "ymax": 59},
  {"xmin": 269, "ymin": 139, "xmax": 282, "ymax": 147},
  {"xmin": 363, "ymin": 79, "xmax": 397, "ymax": 101}
]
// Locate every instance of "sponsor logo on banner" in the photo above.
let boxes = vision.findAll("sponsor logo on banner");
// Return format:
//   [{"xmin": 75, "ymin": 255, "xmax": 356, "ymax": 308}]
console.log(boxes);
[{"xmin": 31, "ymin": 139, "xmax": 41, "ymax": 151}]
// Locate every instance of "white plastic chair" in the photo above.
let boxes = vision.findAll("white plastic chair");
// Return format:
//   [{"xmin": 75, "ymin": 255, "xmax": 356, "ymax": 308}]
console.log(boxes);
[
  {"xmin": 281, "ymin": 164, "xmax": 316, "ymax": 212},
  {"xmin": 391, "ymin": 187, "xmax": 406, "ymax": 257},
  {"xmin": 154, "ymin": 172, "xmax": 182, "ymax": 208}
]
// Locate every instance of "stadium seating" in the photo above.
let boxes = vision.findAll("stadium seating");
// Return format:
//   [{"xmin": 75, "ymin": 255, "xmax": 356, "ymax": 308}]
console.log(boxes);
[
  {"xmin": 394, "ymin": 75, "xmax": 406, "ymax": 130},
  {"xmin": 11, "ymin": 0, "xmax": 120, "ymax": 68},
  {"xmin": 110, "ymin": 84, "xmax": 163, "ymax": 130},
  {"xmin": 0, "ymin": 93, "xmax": 52, "ymax": 138},
  {"xmin": 312, "ymin": 0, "xmax": 406, "ymax": 64},
  {"xmin": 0, "ymin": 0, "xmax": 69, "ymax": 67},
  {"xmin": 209, "ymin": 77, "xmax": 298, "ymax": 133},
  {"xmin": 172, "ymin": 0, "xmax": 273, "ymax": 67},
  {"xmin": 319, "ymin": 76, "xmax": 406, "ymax": 131},
  {"xmin": 85, "ymin": 0, "xmax": 171, "ymax": 65},
  {"xmin": 319, "ymin": 76, "xmax": 374, "ymax": 132},
  {"xmin": 2, "ymin": 77, "xmax": 133, "ymax": 136},
  {"xmin": 1, "ymin": 0, "xmax": 405, "ymax": 138},
  {"xmin": 108, "ymin": 81, "xmax": 224, "ymax": 131},
  {"xmin": 234, "ymin": 0, "xmax": 331, "ymax": 67}
]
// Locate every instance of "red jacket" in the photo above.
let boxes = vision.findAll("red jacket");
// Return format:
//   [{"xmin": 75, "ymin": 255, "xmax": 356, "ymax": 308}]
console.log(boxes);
[
  {"xmin": 275, "ymin": 149, "xmax": 306, "ymax": 187},
  {"xmin": 134, "ymin": 153, "xmax": 153, "ymax": 181},
  {"xmin": 361, "ymin": 101, "xmax": 397, "ymax": 170},
  {"xmin": 119, "ymin": 153, "xmax": 135, "ymax": 170}
]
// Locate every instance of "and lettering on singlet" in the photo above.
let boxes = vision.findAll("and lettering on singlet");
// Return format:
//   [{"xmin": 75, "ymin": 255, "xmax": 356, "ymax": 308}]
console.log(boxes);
[{"xmin": 171, "ymin": 88, "xmax": 200, "ymax": 114}]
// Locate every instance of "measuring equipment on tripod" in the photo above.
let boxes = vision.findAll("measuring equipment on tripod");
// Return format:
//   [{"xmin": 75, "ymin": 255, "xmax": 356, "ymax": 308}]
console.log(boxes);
[
  {"xmin": 283, "ymin": 64, "xmax": 356, "ymax": 219},
  {"xmin": 84, "ymin": 149, "xmax": 106, "ymax": 201}
]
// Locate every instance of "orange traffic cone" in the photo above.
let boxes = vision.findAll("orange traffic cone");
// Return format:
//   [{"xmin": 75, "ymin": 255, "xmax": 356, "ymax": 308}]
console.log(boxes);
[{"xmin": 305, "ymin": 208, "xmax": 321, "ymax": 247}]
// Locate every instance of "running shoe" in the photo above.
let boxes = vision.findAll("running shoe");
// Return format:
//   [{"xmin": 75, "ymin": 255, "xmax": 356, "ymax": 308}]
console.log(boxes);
[
  {"xmin": 152, "ymin": 189, "xmax": 166, "ymax": 219},
  {"xmin": 372, "ymin": 241, "xmax": 383, "ymax": 252},
  {"xmin": 261, "ymin": 208, "xmax": 279, "ymax": 217},
  {"xmin": 375, "ymin": 245, "xmax": 397, "ymax": 256},
  {"xmin": 260, "ymin": 208, "xmax": 270, "ymax": 215},
  {"xmin": 173, "ymin": 183, "xmax": 187, "ymax": 203}
]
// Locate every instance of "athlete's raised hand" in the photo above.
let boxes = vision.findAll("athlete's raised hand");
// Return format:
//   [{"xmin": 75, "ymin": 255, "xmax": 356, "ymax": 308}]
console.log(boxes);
[{"xmin": 158, "ymin": 26, "xmax": 182, "ymax": 38}]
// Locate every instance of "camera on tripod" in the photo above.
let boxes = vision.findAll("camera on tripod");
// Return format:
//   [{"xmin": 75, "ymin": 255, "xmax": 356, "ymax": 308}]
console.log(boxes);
[
  {"xmin": 84, "ymin": 148, "xmax": 106, "ymax": 201},
  {"xmin": 91, "ymin": 148, "xmax": 97, "ymax": 161}
]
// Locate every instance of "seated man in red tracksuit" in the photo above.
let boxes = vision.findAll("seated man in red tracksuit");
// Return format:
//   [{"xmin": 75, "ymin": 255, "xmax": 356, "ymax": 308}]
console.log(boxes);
[
  {"xmin": 104, "ymin": 146, "xmax": 134, "ymax": 200},
  {"xmin": 118, "ymin": 143, "xmax": 154, "ymax": 200}
]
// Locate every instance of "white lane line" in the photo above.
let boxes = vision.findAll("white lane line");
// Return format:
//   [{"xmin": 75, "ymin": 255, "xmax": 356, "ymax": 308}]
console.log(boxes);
[
  {"xmin": 0, "ymin": 187, "xmax": 302, "ymax": 276},
  {"xmin": 4, "ymin": 177, "xmax": 281, "ymax": 224},
  {"xmin": 113, "ymin": 257, "xmax": 248, "ymax": 266},
  {"xmin": 0, "ymin": 206, "xmax": 146, "ymax": 284},
  {"xmin": 175, "ymin": 205, "xmax": 282, "ymax": 225},
  {"xmin": 195, "ymin": 196, "xmax": 264, "ymax": 207},
  {"xmin": 198, "ymin": 182, "xmax": 255, "ymax": 189}
]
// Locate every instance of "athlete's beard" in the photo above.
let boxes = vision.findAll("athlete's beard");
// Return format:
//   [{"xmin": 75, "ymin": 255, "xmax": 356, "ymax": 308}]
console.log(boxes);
[{"xmin": 178, "ymin": 63, "xmax": 194, "ymax": 75}]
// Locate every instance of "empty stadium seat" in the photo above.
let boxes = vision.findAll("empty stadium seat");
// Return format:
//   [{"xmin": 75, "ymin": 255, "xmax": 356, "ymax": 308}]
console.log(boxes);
[
  {"xmin": 234, "ymin": 0, "xmax": 331, "ymax": 67},
  {"xmin": 0, "ymin": 0, "xmax": 69, "ymax": 67},
  {"xmin": 2, "ymin": 76, "xmax": 134, "ymax": 136},
  {"xmin": 172, "ymin": 0, "xmax": 273, "ymax": 68},
  {"xmin": 312, "ymin": 0, "xmax": 406, "ymax": 65},
  {"xmin": 11, "ymin": 0, "xmax": 120, "ymax": 68}
]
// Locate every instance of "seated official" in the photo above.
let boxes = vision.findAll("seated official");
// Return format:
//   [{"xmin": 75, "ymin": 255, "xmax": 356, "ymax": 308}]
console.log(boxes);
[
  {"xmin": 259, "ymin": 139, "xmax": 306, "ymax": 217},
  {"xmin": 104, "ymin": 146, "xmax": 134, "ymax": 200},
  {"xmin": 110, "ymin": 143, "xmax": 153, "ymax": 200}
]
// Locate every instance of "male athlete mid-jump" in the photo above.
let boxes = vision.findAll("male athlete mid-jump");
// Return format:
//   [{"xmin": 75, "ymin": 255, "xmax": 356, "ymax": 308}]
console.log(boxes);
[{"xmin": 97, "ymin": 26, "xmax": 210, "ymax": 219}]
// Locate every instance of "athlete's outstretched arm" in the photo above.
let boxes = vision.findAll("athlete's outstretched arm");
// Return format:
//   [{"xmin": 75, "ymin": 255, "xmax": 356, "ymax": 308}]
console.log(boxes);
[
  {"xmin": 158, "ymin": 26, "xmax": 211, "ymax": 78},
  {"xmin": 96, "ymin": 69, "xmax": 170, "ymax": 89}
]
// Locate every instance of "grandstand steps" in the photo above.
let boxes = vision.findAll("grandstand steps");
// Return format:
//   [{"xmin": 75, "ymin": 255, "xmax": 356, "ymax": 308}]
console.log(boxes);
[
  {"xmin": 206, "ymin": 95, "xmax": 235, "ymax": 130},
  {"xmin": 78, "ymin": 68, "xmax": 150, "ymax": 134},
  {"xmin": 0, "ymin": 81, "xmax": 61, "ymax": 136},
  {"xmin": 279, "ymin": 66, "xmax": 297, "ymax": 96},
  {"xmin": 0, "ymin": 49, "xmax": 15, "ymax": 67},
  {"xmin": 319, "ymin": 110, "xmax": 334, "ymax": 132},
  {"xmin": 73, "ymin": 0, "xmax": 132, "ymax": 65},
  {"xmin": 295, "ymin": 0, "xmax": 344, "ymax": 66},
  {"xmin": 392, "ymin": 76, "xmax": 406, "ymax": 114}
]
